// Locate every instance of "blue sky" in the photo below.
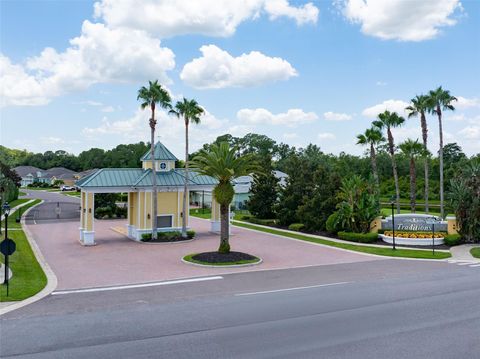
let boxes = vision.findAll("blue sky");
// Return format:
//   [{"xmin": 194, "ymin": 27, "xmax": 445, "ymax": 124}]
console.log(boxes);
[{"xmin": 1, "ymin": 0, "xmax": 479, "ymax": 157}]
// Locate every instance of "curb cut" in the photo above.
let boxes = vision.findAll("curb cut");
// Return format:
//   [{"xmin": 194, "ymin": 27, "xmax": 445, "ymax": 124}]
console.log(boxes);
[{"xmin": 0, "ymin": 200, "xmax": 58, "ymax": 316}]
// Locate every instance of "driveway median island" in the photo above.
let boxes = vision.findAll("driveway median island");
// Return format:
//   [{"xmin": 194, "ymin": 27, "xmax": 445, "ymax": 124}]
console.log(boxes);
[{"xmin": 183, "ymin": 252, "xmax": 262, "ymax": 267}]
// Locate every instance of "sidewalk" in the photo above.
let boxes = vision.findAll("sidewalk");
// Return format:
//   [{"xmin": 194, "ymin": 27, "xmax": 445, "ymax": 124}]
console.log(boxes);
[
  {"xmin": 450, "ymin": 244, "xmax": 480, "ymax": 262},
  {"xmin": 1, "ymin": 199, "xmax": 35, "ymax": 222}
]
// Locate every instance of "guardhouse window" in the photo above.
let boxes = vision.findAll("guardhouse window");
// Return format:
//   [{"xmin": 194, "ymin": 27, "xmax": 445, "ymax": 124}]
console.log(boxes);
[{"xmin": 157, "ymin": 215, "xmax": 172, "ymax": 228}]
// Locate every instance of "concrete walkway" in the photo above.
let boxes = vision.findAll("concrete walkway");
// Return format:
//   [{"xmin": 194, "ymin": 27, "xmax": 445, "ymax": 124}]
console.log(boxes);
[
  {"xmin": 450, "ymin": 244, "xmax": 480, "ymax": 262},
  {"xmin": 1, "ymin": 199, "xmax": 34, "ymax": 222}
]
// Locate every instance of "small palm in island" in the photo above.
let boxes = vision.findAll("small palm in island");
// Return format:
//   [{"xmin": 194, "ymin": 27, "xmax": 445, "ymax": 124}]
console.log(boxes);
[{"xmin": 185, "ymin": 142, "xmax": 262, "ymax": 265}]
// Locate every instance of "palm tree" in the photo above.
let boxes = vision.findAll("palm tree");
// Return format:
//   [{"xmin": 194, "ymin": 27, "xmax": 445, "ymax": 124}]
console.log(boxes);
[
  {"xmin": 399, "ymin": 139, "xmax": 425, "ymax": 212},
  {"xmin": 137, "ymin": 80, "xmax": 172, "ymax": 239},
  {"xmin": 427, "ymin": 86, "xmax": 457, "ymax": 218},
  {"xmin": 406, "ymin": 95, "xmax": 431, "ymax": 213},
  {"xmin": 169, "ymin": 98, "xmax": 204, "ymax": 238},
  {"xmin": 356, "ymin": 127, "xmax": 384, "ymax": 190},
  {"xmin": 190, "ymin": 142, "xmax": 260, "ymax": 253},
  {"xmin": 373, "ymin": 110, "xmax": 405, "ymax": 214}
]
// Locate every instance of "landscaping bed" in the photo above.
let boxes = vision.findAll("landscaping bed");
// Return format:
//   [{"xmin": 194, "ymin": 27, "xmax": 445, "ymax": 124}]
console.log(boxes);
[
  {"xmin": 471, "ymin": 247, "xmax": 480, "ymax": 259},
  {"xmin": 183, "ymin": 251, "xmax": 261, "ymax": 266},
  {"xmin": 141, "ymin": 230, "xmax": 195, "ymax": 243}
]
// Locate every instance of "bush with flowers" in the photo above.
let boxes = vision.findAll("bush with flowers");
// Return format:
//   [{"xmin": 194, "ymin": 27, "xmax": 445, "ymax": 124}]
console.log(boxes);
[{"xmin": 383, "ymin": 231, "xmax": 445, "ymax": 239}]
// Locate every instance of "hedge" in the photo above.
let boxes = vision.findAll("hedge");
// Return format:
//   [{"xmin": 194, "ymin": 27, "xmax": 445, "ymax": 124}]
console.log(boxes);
[
  {"xmin": 444, "ymin": 234, "xmax": 462, "ymax": 246},
  {"xmin": 338, "ymin": 231, "xmax": 379, "ymax": 243}
]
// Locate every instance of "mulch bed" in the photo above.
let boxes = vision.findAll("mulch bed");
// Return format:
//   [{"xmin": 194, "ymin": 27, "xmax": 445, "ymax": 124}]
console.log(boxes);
[{"xmin": 192, "ymin": 251, "xmax": 258, "ymax": 263}]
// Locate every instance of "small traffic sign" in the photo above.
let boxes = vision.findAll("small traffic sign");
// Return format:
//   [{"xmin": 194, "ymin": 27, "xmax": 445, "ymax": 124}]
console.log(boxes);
[{"xmin": 0, "ymin": 238, "xmax": 16, "ymax": 256}]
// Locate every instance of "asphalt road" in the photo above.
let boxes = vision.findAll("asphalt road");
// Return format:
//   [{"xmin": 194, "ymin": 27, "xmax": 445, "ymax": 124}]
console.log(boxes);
[{"xmin": 1, "ymin": 258, "xmax": 479, "ymax": 358}]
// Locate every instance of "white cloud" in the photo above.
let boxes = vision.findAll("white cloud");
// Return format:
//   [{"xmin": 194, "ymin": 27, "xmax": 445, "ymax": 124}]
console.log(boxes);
[
  {"xmin": 264, "ymin": 0, "xmax": 318, "ymax": 25},
  {"xmin": 456, "ymin": 96, "xmax": 480, "ymax": 109},
  {"xmin": 376, "ymin": 81, "xmax": 387, "ymax": 86},
  {"xmin": 318, "ymin": 132, "xmax": 336, "ymax": 140},
  {"xmin": 237, "ymin": 108, "xmax": 318, "ymax": 126},
  {"xmin": 338, "ymin": 0, "xmax": 462, "ymax": 41},
  {"xmin": 323, "ymin": 111, "xmax": 352, "ymax": 121},
  {"xmin": 94, "ymin": 0, "xmax": 318, "ymax": 38},
  {"xmin": 458, "ymin": 125, "xmax": 480, "ymax": 140},
  {"xmin": 40, "ymin": 136, "xmax": 66, "ymax": 145},
  {"xmin": 362, "ymin": 99, "xmax": 410, "ymax": 118},
  {"xmin": 180, "ymin": 45, "xmax": 297, "ymax": 89},
  {"xmin": 2, "ymin": 21, "xmax": 175, "ymax": 107},
  {"xmin": 0, "ymin": 55, "xmax": 51, "ymax": 106}
]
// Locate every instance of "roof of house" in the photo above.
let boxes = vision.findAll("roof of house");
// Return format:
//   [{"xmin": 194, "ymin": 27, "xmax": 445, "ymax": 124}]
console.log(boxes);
[
  {"xmin": 233, "ymin": 170, "xmax": 288, "ymax": 194},
  {"xmin": 14, "ymin": 166, "xmax": 43, "ymax": 177},
  {"xmin": 140, "ymin": 142, "xmax": 178, "ymax": 162},
  {"xmin": 45, "ymin": 167, "xmax": 76, "ymax": 177},
  {"xmin": 76, "ymin": 168, "xmax": 217, "ymax": 189}
]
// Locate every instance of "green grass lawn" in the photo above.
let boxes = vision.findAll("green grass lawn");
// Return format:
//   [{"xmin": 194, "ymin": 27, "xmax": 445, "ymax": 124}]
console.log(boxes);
[
  {"xmin": 6, "ymin": 198, "xmax": 30, "ymax": 209},
  {"xmin": 1, "ymin": 199, "xmax": 41, "ymax": 229},
  {"xmin": 18, "ymin": 191, "xmax": 27, "ymax": 197},
  {"xmin": 233, "ymin": 221, "xmax": 451, "ymax": 260},
  {"xmin": 62, "ymin": 191, "xmax": 81, "ymax": 197},
  {"xmin": 471, "ymin": 247, "xmax": 480, "ymax": 259},
  {"xmin": 0, "ymin": 229, "xmax": 47, "ymax": 301},
  {"xmin": 189, "ymin": 208, "xmax": 211, "ymax": 219}
]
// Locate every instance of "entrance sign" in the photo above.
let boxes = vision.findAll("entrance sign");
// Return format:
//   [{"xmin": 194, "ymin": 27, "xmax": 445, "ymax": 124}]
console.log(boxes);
[{"xmin": 381, "ymin": 214, "xmax": 447, "ymax": 232}]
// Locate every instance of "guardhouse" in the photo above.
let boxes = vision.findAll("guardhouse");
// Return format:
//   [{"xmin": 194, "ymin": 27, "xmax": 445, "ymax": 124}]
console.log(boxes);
[{"xmin": 76, "ymin": 142, "xmax": 219, "ymax": 245}]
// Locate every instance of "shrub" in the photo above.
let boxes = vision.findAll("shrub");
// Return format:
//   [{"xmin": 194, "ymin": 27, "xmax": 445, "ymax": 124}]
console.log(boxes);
[
  {"xmin": 186, "ymin": 230, "xmax": 196, "ymax": 239},
  {"xmin": 338, "ymin": 231, "xmax": 378, "ymax": 243},
  {"xmin": 325, "ymin": 213, "xmax": 339, "ymax": 234},
  {"xmin": 288, "ymin": 223, "xmax": 305, "ymax": 232},
  {"xmin": 95, "ymin": 206, "xmax": 113, "ymax": 218},
  {"xmin": 141, "ymin": 233, "xmax": 152, "ymax": 241},
  {"xmin": 115, "ymin": 206, "xmax": 127, "ymax": 218},
  {"xmin": 444, "ymin": 234, "xmax": 462, "ymax": 246},
  {"xmin": 240, "ymin": 214, "xmax": 252, "ymax": 221}
]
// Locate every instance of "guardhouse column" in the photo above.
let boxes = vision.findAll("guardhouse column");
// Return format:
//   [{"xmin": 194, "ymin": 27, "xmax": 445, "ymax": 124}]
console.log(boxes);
[
  {"xmin": 82, "ymin": 191, "xmax": 95, "ymax": 246},
  {"xmin": 210, "ymin": 196, "xmax": 221, "ymax": 232}
]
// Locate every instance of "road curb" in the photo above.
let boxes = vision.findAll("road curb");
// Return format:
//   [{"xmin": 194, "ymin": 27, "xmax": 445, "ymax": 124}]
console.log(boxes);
[
  {"xmin": 0, "ymin": 200, "xmax": 58, "ymax": 316},
  {"xmin": 182, "ymin": 256, "xmax": 263, "ymax": 268}
]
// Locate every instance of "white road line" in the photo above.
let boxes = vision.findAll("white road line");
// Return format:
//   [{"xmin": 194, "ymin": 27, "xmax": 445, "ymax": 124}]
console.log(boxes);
[
  {"xmin": 235, "ymin": 282, "xmax": 351, "ymax": 297},
  {"xmin": 52, "ymin": 276, "xmax": 223, "ymax": 295},
  {"xmin": 457, "ymin": 262, "xmax": 475, "ymax": 266},
  {"xmin": 469, "ymin": 264, "xmax": 480, "ymax": 267}
]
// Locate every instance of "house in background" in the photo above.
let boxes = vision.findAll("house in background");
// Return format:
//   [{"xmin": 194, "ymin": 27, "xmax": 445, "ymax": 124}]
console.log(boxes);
[
  {"xmin": 191, "ymin": 170, "xmax": 288, "ymax": 210},
  {"xmin": 14, "ymin": 166, "xmax": 78, "ymax": 187}
]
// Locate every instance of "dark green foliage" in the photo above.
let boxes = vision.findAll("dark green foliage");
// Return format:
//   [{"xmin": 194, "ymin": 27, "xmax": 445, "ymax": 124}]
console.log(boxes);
[
  {"xmin": 288, "ymin": 223, "xmax": 305, "ymax": 232},
  {"xmin": 334, "ymin": 176, "xmax": 380, "ymax": 233},
  {"xmin": 338, "ymin": 231, "xmax": 379, "ymax": 243},
  {"xmin": 326, "ymin": 213, "xmax": 340, "ymax": 234},
  {"xmin": 247, "ymin": 218, "xmax": 277, "ymax": 226},
  {"xmin": 141, "ymin": 231, "xmax": 188, "ymax": 242},
  {"xmin": 444, "ymin": 234, "xmax": 462, "ymax": 246},
  {"xmin": 296, "ymin": 165, "xmax": 341, "ymax": 231},
  {"xmin": 247, "ymin": 157, "xmax": 279, "ymax": 219},
  {"xmin": 449, "ymin": 161, "xmax": 480, "ymax": 243},
  {"xmin": 187, "ymin": 230, "xmax": 196, "ymax": 239}
]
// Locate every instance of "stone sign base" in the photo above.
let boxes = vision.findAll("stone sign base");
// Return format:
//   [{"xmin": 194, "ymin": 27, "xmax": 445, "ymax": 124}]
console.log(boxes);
[{"xmin": 380, "ymin": 234, "xmax": 444, "ymax": 246}]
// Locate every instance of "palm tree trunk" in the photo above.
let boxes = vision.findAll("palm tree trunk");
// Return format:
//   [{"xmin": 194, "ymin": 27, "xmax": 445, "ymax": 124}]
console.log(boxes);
[
  {"xmin": 182, "ymin": 120, "xmax": 188, "ymax": 238},
  {"xmin": 370, "ymin": 143, "xmax": 379, "ymax": 190},
  {"xmin": 437, "ymin": 106, "xmax": 444, "ymax": 218},
  {"xmin": 420, "ymin": 112, "xmax": 429, "ymax": 213},
  {"xmin": 410, "ymin": 157, "xmax": 416, "ymax": 212},
  {"xmin": 150, "ymin": 106, "xmax": 158, "ymax": 239},
  {"xmin": 388, "ymin": 128, "xmax": 401, "ymax": 213},
  {"xmin": 218, "ymin": 203, "xmax": 230, "ymax": 253}
]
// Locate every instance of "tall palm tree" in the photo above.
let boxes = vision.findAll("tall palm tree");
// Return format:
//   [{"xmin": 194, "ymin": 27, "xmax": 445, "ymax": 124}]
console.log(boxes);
[
  {"xmin": 427, "ymin": 86, "xmax": 457, "ymax": 218},
  {"xmin": 356, "ymin": 127, "xmax": 384, "ymax": 190},
  {"xmin": 373, "ymin": 110, "xmax": 405, "ymax": 214},
  {"xmin": 399, "ymin": 139, "xmax": 425, "ymax": 212},
  {"xmin": 137, "ymin": 80, "xmax": 171, "ymax": 239},
  {"xmin": 190, "ymin": 142, "xmax": 260, "ymax": 253},
  {"xmin": 169, "ymin": 98, "xmax": 204, "ymax": 238},
  {"xmin": 406, "ymin": 95, "xmax": 431, "ymax": 213}
]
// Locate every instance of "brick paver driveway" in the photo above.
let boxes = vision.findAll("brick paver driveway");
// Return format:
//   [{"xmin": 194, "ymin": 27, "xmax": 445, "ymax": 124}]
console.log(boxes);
[{"xmin": 24, "ymin": 216, "xmax": 382, "ymax": 290}]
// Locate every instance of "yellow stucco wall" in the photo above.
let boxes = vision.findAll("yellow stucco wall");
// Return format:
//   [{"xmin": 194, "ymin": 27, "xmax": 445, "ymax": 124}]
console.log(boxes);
[
  {"xmin": 211, "ymin": 197, "xmax": 221, "ymax": 221},
  {"xmin": 84, "ymin": 192, "xmax": 94, "ymax": 231},
  {"xmin": 447, "ymin": 217, "xmax": 459, "ymax": 235},
  {"xmin": 142, "ymin": 160, "xmax": 175, "ymax": 171},
  {"xmin": 80, "ymin": 191, "xmax": 85, "ymax": 228},
  {"xmin": 369, "ymin": 216, "xmax": 382, "ymax": 233},
  {"xmin": 130, "ymin": 190, "xmax": 183, "ymax": 229}
]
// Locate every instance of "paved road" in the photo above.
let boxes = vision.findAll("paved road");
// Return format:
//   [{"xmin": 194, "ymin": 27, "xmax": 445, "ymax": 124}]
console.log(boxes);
[{"xmin": 1, "ymin": 259, "xmax": 479, "ymax": 358}]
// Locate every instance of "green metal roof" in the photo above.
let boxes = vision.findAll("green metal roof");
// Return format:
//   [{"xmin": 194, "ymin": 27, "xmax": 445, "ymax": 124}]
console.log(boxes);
[
  {"xmin": 140, "ymin": 142, "xmax": 178, "ymax": 161},
  {"xmin": 77, "ymin": 168, "xmax": 217, "ymax": 188}
]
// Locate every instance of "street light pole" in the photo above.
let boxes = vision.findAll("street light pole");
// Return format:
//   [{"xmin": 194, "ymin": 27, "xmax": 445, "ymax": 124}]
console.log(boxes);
[
  {"xmin": 391, "ymin": 200, "xmax": 396, "ymax": 250},
  {"xmin": 3, "ymin": 203, "xmax": 10, "ymax": 287},
  {"xmin": 432, "ymin": 217, "xmax": 435, "ymax": 256}
]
